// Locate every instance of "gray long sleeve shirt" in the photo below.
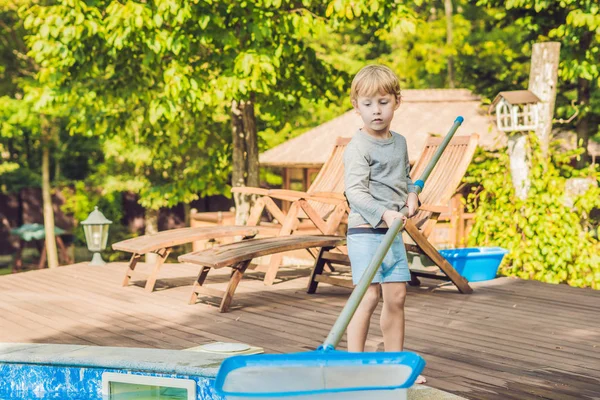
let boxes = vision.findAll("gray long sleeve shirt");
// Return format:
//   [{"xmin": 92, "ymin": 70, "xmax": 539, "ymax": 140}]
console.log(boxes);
[{"xmin": 344, "ymin": 130, "xmax": 417, "ymax": 228}]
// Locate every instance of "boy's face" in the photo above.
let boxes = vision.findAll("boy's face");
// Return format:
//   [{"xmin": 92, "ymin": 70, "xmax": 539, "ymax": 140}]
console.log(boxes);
[{"xmin": 352, "ymin": 92, "xmax": 400, "ymax": 137}]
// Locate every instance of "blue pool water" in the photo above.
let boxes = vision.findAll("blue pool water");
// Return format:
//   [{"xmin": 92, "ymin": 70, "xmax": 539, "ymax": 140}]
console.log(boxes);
[
  {"xmin": 0, "ymin": 343, "xmax": 226, "ymax": 400},
  {"xmin": 0, "ymin": 363, "xmax": 222, "ymax": 400}
]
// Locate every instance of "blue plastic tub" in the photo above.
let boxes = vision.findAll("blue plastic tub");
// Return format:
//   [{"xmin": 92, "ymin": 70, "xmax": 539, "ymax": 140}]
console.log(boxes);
[{"xmin": 438, "ymin": 247, "xmax": 508, "ymax": 282}]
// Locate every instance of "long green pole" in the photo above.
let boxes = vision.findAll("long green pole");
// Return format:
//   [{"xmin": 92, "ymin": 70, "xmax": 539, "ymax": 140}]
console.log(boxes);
[{"xmin": 321, "ymin": 116, "xmax": 464, "ymax": 350}]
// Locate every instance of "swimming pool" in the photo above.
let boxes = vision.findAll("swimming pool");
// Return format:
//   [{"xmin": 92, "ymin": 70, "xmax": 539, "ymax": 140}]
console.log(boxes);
[
  {"xmin": 1, "ymin": 343, "xmax": 463, "ymax": 400},
  {"xmin": 0, "ymin": 343, "xmax": 226, "ymax": 399}
]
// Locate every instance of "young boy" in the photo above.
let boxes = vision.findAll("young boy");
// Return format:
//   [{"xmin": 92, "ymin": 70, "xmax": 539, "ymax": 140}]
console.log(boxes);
[{"xmin": 344, "ymin": 64, "xmax": 425, "ymax": 384}]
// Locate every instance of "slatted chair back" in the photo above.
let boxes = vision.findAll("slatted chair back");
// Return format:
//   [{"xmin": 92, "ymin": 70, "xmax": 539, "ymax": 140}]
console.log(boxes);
[
  {"xmin": 408, "ymin": 134, "xmax": 479, "ymax": 236},
  {"xmin": 303, "ymin": 137, "xmax": 350, "ymax": 219}
]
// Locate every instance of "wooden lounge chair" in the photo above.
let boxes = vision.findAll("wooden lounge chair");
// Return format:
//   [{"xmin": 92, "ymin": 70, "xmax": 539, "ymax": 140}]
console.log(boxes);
[
  {"xmin": 113, "ymin": 226, "xmax": 269, "ymax": 292},
  {"xmin": 231, "ymin": 137, "xmax": 351, "ymax": 285},
  {"xmin": 177, "ymin": 135, "xmax": 477, "ymax": 312},
  {"xmin": 179, "ymin": 235, "xmax": 346, "ymax": 312},
  {"xmin": 112, "ymin": 138, "xmax": 350, "ymax": 292},
  {"xmin": 308, "ymin": 134, "xmax": 479, "ymax": 295}
]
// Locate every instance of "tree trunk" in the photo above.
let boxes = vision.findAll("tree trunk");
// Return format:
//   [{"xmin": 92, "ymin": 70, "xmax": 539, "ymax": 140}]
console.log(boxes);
[
  {"xmin": 444, "ymin": 0, "xmax": 455, "ymax": 88},
  {"xmin": 41, "ymin": 117, "xmax": 59, "ymax": 268},
  {"xmin": 507, "ymin": 134, "xmax": 530, "ymax": 200},
  {"xmin": 508, "ymin": 42, "xmax": 560, "ymax": 200},
  {"xmin": 183, "ymin": 203, "xmax": 192, "ymax": 253},
  {"xmin": 575, "ymin": 77, "xmax": 591, "ymax": 168},
  {"xmin": 575, "ymin": 32, "xmax": 592, "ymax": 168},
  {"xmin": 528, "ymin": 42, "xmax": 560, "ymax": 157},
  {"xmin": 242, "ymin": 97, "xmax": 260, "ymax": 189},
  {"xmin": 144, "ymin": 208, "xmax": 159, "ymax": 265},
  {"xmin": 54, "ymin": 156, "xmax": 60, "ymax": 181},
  {"xmin": 231, "ymin": 96, "xmax": 259, "ymax": 225}
]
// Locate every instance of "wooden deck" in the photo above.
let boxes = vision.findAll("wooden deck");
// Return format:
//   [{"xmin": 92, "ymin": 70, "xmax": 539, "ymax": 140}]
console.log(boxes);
[{"xmin": 1, "ymin": 261, "xmax": 599, "ymax": 399}]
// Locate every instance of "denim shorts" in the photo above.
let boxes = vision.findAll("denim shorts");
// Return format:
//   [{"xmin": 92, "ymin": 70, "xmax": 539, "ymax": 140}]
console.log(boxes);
[{"xmin": 347, "ymin": 228, "xmax": 411, "ymax": 285}]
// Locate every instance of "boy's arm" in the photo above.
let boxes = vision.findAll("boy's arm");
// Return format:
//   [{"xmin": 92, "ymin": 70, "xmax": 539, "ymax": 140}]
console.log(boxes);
[{"xmin": 344, "ymin": 145, "xmax": 388, "ymax": 228}]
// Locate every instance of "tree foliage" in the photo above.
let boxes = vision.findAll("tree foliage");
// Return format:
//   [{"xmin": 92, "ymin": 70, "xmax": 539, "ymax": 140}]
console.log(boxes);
[
  {"xmin": 465, "ymin": 133, "xmax": 600, "ymax": 289},
  {"xmin": 2, "ymin": 0, "xmax": 598, "ymax": 284},
  {"xmin": 0, "ymin": 0, "xmax": 36, "ymax": 184},
  {"xmin": 477, "ymin": 0, "xmax": 600, "ymax": 162},
  {"xmin": 20, "ymin": 0, "xmax": 415, "ymax": 211}
]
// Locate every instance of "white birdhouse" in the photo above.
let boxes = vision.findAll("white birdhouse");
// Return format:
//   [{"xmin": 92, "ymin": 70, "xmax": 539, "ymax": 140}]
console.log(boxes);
[{"xmin": 490, "ymin": 90, "xmax": 541, "ymax": 132}]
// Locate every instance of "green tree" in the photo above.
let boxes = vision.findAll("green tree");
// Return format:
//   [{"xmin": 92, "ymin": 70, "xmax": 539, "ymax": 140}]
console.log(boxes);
[
  {"xmin": 0, "ymin": 0, "xmax": 36, "ymax": 184},
  {"xmin": 308, "ymin": 0, "xmax": 531, "ymax": 100},
  {"xmin": 478, "ymin": 0, "xmax": 600, "ymax": 166},
  {"xmin": 24, "ymin": 0, "xmax": 415, "ymax": 228},
  {"xmin": 1, "ymin": 0, "xmax": 63, "ymax": 268}
]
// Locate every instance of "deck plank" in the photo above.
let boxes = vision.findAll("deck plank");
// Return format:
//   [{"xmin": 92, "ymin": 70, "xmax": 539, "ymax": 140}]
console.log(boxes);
[{"xmin": 0, "ymin": 262, "xmax": 599, "ymax": 399}]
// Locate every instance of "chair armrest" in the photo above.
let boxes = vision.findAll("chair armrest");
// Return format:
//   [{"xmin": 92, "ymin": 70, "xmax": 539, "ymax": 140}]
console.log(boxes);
[
  {"xmin": 418, "ymin": 204, "xmax": 450, "ymax": 214},
  {"xmin": 305, "ymin": 192, "xmax": 347, "ymax": 205},
  {"xmin": 268, "ymin": 190, "xmax": 347, "ymax": 205},
  {"xmin": 232, "ymin": 188, "xmax": 310, "ymax": 201},
  {"xmin": 310, "ymin": 192, "xmax": 346, "ymax": 201},
  {"xmin": 231, "ymin": 187, "xmax": 270, "ymax": 196},
  {"xmin": 266, "ymin": 189, "xmax": 310, "ymax": 201},
  {"xmin": 231, "ymin": 187, "xmax": 346, "ymax": 205}
]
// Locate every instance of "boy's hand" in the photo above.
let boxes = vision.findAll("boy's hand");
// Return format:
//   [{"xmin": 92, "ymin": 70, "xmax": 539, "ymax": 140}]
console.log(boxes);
[
  {"xmin": 406, "ymin": 192, "xmax": 420, "ymax": 218},
  {"xmin": 382, "ymin": 210, "xmax": 406, "ymax": 228}
]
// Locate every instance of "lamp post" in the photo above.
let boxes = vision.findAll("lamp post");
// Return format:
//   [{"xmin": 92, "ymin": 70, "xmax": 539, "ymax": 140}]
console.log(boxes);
[{"xmin": 81, "ymin": 207, "xmax": 112, "ymax": 266}]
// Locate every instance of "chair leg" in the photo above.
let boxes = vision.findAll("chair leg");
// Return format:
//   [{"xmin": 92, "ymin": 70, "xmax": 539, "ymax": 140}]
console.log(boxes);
[
  {"xmin": 247, "ymin": 197, "xmax": 267, "ymax": 226},
  {"xmin": 56, "ymin": 236, "xmax": 70, "ymax": 265},
  {"xmin": 262, "ymin": 202, "xmax": 300, "ymax": 286},
  {"xmin": 13, "ymin": 241, "xmax": 24, "ymax": 273},
  {"xmin": 145, "ymin": 248, "xmax": 171, "ymax": 292},
  {"xmin": 263, "ymin": 254, "xmax": 283, "ymax": 286},
  {"xmin": 262, "ymin": 196, "xmax": 288, "ymax": 227},
  {"xmin": 189, "ymin": 266, "xmax": 211, "ymax": 305},
  {"xmin": 307, "ymin": 247, "xmax": 331, "ymax": 294},
  {"xmin": 408, "ymin": 273, "xmax": 421, "ymax": 287},
  {"xmin": 122, "ymin": 253, "xmax": 141, "ymax": 287},
  {"xmin": 220, "ymin": 260, "xmax": 251, "ymax": 313},
  {"xmin": 38, "ymin": 244, "xmax": 47, "ymax": 269},
  {"xmin": 404, "ymin": 221, "xmax": 473, "ymax": 294},
  {"xmin": 324, "ymin": 203, "xmax": 347, "ymax": 235}
]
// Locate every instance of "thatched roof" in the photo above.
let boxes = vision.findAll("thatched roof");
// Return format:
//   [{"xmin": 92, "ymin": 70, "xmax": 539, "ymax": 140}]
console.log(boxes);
[{"xmin": 260, "ymin": 89, "xmax": 504, "ymax": 168}]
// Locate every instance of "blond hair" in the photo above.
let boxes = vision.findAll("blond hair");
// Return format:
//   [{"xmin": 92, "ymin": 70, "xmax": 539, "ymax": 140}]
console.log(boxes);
[{"xmin": 350, "ymin": 65, "xmax": 401, "ymax": 102}]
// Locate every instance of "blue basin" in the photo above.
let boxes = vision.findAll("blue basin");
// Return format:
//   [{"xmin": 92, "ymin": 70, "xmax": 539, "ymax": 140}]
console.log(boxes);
[{"xmin": 438, "ymin": 247, "xmax": 508, "ymax": 282}]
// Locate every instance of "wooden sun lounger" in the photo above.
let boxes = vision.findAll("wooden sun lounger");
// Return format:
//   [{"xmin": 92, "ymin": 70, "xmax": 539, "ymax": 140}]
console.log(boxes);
[
  {"xmin": 178, "ymin": 235, "xmax": 345, "ymax": 312},
  {"xmin": 175, "ymin": 134, "xmax": 477, "ymax": 312},
  {"xmin": 113, "ymin": 138, "xmax": 350, "ymax": 293},
  {"xmin": 230, "ymin": 137, "xmax": 350, "ymax": 285},
  {"xmin": 112, "ymin": 226, "xmax": 270, "ymax": 292},
  {"xmin": 308, "ymin": 135, "xmax": 479, "ymax": 295}
]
